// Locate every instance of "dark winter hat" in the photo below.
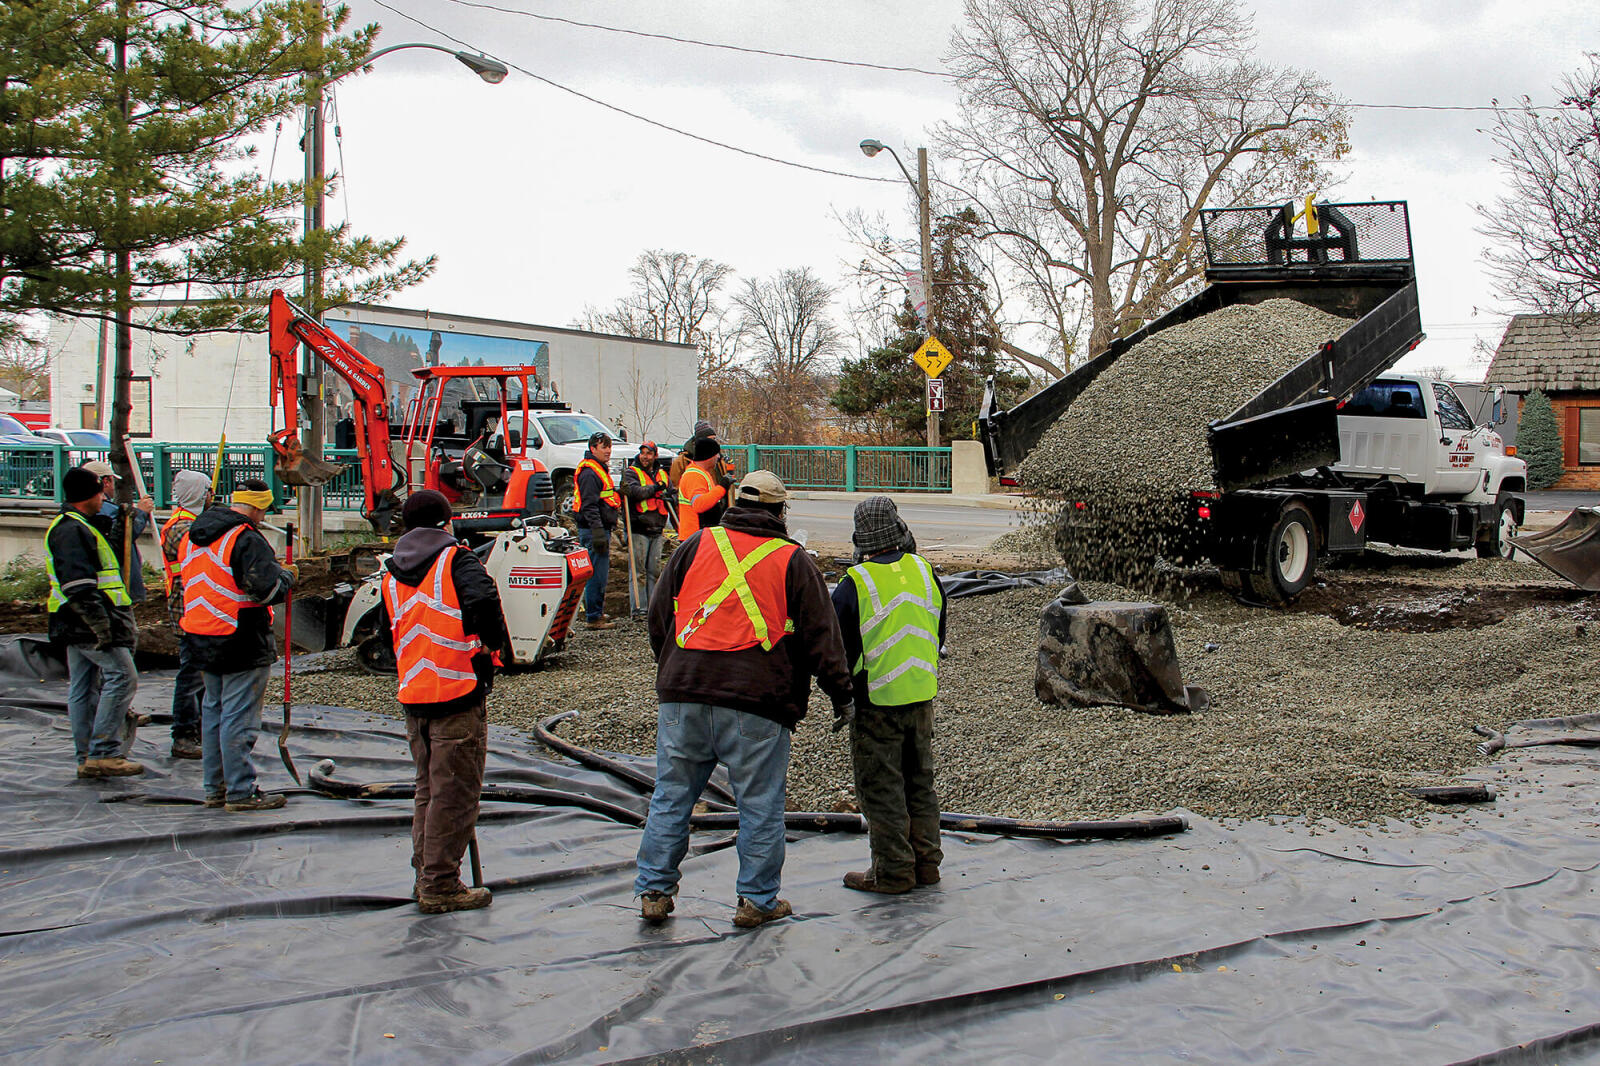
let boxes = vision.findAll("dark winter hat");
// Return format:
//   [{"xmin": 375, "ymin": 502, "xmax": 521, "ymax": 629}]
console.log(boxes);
[
  {"xmin": 688, "ymin": 437, "xmax": 722, "ymax": 461},
  {"xmin": 64, "ymin": 467, "xmax": 104, "ymax": 504},
  {"xmin": 401, "ymin": 489, "xmax": 452, "ymax": 531},
  {"xmin": 852, "ymin": 495, "xmax": 912, "ymax": 558},
  {"xmin": 693, "ymin": 420, "xmax": 715, "ymax": 439}
]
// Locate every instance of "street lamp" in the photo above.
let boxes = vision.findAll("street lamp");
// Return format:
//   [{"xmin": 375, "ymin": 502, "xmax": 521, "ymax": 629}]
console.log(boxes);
[
  {"xmin": 298, "ymin": 42, "xmax": 507, "ymax": 553},
  {"xmin": 860, "ymin": 138, "xmax": 939, "ymax": 450}
]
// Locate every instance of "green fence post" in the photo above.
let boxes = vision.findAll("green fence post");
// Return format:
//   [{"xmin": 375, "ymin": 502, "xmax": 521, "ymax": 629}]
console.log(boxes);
[
  {"xmin": 52, "ymin": 443, "xmax": 68, "ymax": 505},
  {"xmin": 262, "ymin": 445, "xmax": 284, "ymax": 510},
  {"xmin": 845, "ymin": 445, "xmax": 857, "ymax": 492},
  {"xmin": 150, "ymin": 443, "xmax": 171, "ymax": 508},
  {"xmin": 746, "ymin": 444, "xmax": 757, "ymax": 474}
]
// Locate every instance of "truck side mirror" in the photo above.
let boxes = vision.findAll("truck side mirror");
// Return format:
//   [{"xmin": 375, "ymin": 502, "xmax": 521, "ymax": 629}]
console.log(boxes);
[
  {"xmin": 1490, "ymin": 386, "xmax": 1505, "ymax": 426},
  {"xmin": 530, "ymin": 434, "xmax": 543, "ymax": 449},
  {"xmin": 508, "ymin": 429, "xmax": 522, "ymax": 448}
]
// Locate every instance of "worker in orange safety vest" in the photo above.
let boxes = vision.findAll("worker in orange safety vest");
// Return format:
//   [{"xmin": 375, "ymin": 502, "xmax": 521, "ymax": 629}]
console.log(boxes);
[
  {"xmin": 620, "ymin": 440, "xmax": 670, "ymax": 617},
  {"xmin": 675, "ymin": 436, "xmax": 732, "ymax": 542},
  {"xmin": 573, "ymin": 431, "xmax": 620, "ymax": 629},
  {"xmin": 380, "ymin": 490, "xmax": 509, "ymax": 914},
  {"xmin": 160, "ymin": 469, "xmax": 212, "ymax": 760}
]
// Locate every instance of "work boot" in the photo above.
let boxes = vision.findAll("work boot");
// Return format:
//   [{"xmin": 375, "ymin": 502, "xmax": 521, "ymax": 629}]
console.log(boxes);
[
  {"xmin": 79, "ymin": 756, "xmax": 145, "ymax": 778},
  {"xmin": 418, "ymin": 886, "xmax": 492, "ymax": 914},
  {"xmin": 203, "ymin": 793, "xmax": 226, "ymax": 809},
  {"xmin": 732, "ymin": 897, "xmax": 792, "ymax": 928},
  {"xmin": 225, "ymin": 790, "xmax": 286, "ymax": 812},
  {"xmin": 915, "ymin": 864, "xmax": 941, "ymax": 886},
  {"xmin": 585, "ymin": 618, "xmax": 616, "ymax": 631},
  {"xmin": 640, "ymin": 891, "xmax": 675, "ymax": 923},
  {"xmin": 128, "ymin": 711, "xmax": 152, "ymax": 727},
  {"xmin": 842, "ymin": 870, "xmax": 913, "ymax": 895},
  {"xmin": 170, "ymin": 736, "xmax": 203, "ymax": 760}
]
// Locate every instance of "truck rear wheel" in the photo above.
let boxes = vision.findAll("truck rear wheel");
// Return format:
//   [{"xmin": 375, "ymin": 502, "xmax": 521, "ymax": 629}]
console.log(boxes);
[
  {"xmin": 1246, "ymin": 502, "xmax": 1316, "ymax": 604},
  {"xmin": 1477, "ymin": 492, "xmax": 1519, "ymax": 559}
]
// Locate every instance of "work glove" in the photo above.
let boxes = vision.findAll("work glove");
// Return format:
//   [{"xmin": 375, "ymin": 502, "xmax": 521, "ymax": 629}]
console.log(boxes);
[
  {"xmin": 92, "ymin": 630, "xmax": 115, "ymax": 652},
  {"xmin": 831, "ymin": 699, "xmax": 856, "ymax": 734},
  {"xmin": 588, "ymin": 532, "xmax": 609, "ymax": 557},
  {"xmin": 282, "ymin": 563, "xmax": 299, "ymax": 582}
]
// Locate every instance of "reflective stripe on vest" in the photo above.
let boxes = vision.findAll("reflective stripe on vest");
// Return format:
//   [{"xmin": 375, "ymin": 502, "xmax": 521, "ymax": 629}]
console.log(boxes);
[
  {"xmin": 180, "ymin": 524, "xmax": 249, "ymax": 635},
  {"xmin": 676, "ymin": 465, "xmax": 721, "ymax": 540},
  {"xmin": 160, "ymin": 508, "xmax": 196, "ymax": 594},
  {"xmin": 631, "ymin": 465, "xmax": 669, "ymax": 515},
  {"xmin": 673, "ymin": 526, "xmax": 798, "ymax": 652},
  {"xmin": 572, "ymin": 457, "xmax": 619, "ymax": 513},
  {"xmin": 45, "ymin": 510, "xmax": 131, "ymax": 612},
  {"xmin": 382, "ymin": 546, "xmax": 483, "ymax": 704},
  {"xmin": 848, "ymin": 554, "xmax": 941, "ymax": 705}
]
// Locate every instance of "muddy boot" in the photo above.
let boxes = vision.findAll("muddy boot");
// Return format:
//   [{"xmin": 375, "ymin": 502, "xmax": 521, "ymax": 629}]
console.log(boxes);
[
  {"xmin": 418, "ymin": 886, "xmax": 492, "ymax": 914},
  {"xmin": 225, "ymin": 790, "xmax": 286, "ymax": 812},
  {"xmin": 170, "ymin": 736, "xmax": 203, "ymax": 760},
  {"xmin": 79, "ymin": 756, "xmax": 146, "ymax": 777},
  {"xmin": 203, "ymin": 792, "xmax": 226, "ymax": 808},
  {"xmin": 640, "ymin": 891, "xmax": 675, "ymax": 923},
  {"xmin": 914, "ymin": 864, "xmax": 941, "ymax": 886},
  {"xmin": 843, "ymin": 870, "xmax": 913, "ymax": 895},
  {"xmin": 732, "ymin": 897, "xmax": 792, "ymax": 928}
]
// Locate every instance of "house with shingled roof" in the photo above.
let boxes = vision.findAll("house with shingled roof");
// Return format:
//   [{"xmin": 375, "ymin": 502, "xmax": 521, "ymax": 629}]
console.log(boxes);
[{"xmin": 1484, "ymin": 314, "xmax": 1600, "ymax": 490}]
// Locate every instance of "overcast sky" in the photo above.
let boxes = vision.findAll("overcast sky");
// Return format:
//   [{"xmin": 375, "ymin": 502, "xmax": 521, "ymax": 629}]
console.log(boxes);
[{"xmin": 314, "ymin": 0, "xmax": 1598, "ymax": 381}]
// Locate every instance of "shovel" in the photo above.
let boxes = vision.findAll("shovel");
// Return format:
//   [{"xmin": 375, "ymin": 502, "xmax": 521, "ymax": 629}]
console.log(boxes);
[{"xmin": 278, "ymin": 522, "xmax": 302, "ymax": 784}]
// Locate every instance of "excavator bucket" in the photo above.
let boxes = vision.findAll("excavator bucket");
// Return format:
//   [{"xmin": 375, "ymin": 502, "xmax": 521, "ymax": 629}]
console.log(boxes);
[
  {"xmin": 271, "ymin": 433, "xmax": 346, "ymax": 487},
  {"xmin": 1509, "ymin": 507, "xmax": 1600, "ymax": 592}
]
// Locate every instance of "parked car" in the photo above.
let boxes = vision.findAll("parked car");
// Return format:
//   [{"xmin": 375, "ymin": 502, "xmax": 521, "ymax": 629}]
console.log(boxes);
[{"xmin": 0, "ymin": 413, "xmax": 39, "ymax": 444}]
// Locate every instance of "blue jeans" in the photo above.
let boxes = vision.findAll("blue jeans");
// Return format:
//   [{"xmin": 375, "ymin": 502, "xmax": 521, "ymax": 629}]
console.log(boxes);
[
  {"xmin": 631, "ymin": 532, "xmax": 664, "ymax": 613},
  {"xmin": 634, "ymin": 702, "xmax": 792, "ymax": 910},
  {"xmin": 577, "ymin": 527, "xmax": 611, "ymax": 621},
  {"xmin": 201, "ymin": 665, "xmax": 271, "ymax": 801},
  {"xmin": 170, "ymin": 633, "xmax": 203, "ymax": 740},
  {"xmin": 66, "ymin": 644, "xmax": 138, "ymax": 761}
]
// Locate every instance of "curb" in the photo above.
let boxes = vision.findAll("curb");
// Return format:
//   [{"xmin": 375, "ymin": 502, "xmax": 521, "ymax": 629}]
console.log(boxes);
[{"xmin": 787, "ymin": 490, "xmax": 1031, "ymax": 512}]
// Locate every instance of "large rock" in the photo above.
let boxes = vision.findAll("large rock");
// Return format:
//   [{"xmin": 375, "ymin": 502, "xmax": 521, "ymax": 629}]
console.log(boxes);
[{"xmin": 1035, "ymin": 595, "xmax": 1208, "ymax": 714}]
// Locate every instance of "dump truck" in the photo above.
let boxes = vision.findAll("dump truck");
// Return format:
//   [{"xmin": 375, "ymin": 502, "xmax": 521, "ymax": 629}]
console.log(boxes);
[{"xmin": 978, "ymin": 200, "xmax": 1528, "ymax": 604}]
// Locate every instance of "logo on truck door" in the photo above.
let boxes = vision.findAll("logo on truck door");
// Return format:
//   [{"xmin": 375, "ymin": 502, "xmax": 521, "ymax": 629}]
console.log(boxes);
[
  {"xmin": 1350, "ymin": 500, "xmax": 1365, "ymax": 533},
  {"xmin": 1448, "ymin": 436, "xmax": 1476, "ymax": 469}
]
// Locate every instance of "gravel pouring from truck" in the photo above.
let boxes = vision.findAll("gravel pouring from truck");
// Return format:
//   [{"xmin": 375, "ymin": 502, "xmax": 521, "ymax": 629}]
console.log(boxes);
[{"xmin": 979, "ymin": 200, "xmax": 1528, "ymax": 604}]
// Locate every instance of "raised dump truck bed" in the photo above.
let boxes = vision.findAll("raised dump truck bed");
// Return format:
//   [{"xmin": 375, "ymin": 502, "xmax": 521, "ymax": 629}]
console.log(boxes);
[{"xmin": 979, "ymin": 201, "xmax": 1528, "ymax": 605}]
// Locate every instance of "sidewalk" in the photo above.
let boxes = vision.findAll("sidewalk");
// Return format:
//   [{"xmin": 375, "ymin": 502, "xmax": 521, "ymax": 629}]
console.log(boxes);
[{"xmin": 787, "ymin": 489, "xmax": 1032, "ymax": 511}]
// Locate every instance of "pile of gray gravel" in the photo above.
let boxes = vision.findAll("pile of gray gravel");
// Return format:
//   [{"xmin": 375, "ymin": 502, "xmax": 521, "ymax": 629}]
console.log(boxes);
[
  {"xmin": 276, "ymin": 552, "xmax": 1595, "ymax": 828},
  {"xmin": 1018, "ymin": 298, "xmax": 1353, "ymax": 583}
]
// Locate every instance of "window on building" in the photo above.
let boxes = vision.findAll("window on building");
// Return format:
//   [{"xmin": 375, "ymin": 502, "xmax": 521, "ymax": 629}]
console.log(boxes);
[{"xmin": 1580, "ymin": 408, "xmax": 1600, "ymax": 465}]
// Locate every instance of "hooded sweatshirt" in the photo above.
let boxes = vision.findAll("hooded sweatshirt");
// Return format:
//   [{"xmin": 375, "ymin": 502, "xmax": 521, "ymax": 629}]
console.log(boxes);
[
  {"xmin": 164, "ymin": 470, "xmax": 212, "ymax": 622},
  {"xmin": 183, "ymin": 507, "xmax": 294, "ymax": 672},
  {"xmin": 379, "ymin": 526, "xmax": 509, "ymax": 718},
  {"xmin": 648, "ymin": 505, "xmax": 853, "ymax": 729}
]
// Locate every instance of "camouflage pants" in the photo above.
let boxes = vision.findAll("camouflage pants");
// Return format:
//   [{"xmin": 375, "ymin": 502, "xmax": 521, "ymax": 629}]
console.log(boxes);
[{"xmin": 851, "ymin": 700, "xmax": 942, "ymax": 888}]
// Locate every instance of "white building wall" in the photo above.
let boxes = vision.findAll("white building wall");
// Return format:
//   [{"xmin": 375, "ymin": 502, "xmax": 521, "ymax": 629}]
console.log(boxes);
[{"xmin": 48, "ymin": 302, "xmax": 698, "ymax": 447}]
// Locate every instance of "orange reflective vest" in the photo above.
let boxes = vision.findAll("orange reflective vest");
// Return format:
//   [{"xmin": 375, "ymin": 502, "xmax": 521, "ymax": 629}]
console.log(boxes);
[
  {"xmin": 179, "ymin": 524, "xmax": 255, "ymax": 636},
  {"xmin": 674, "ymin": 526, "xmax": 799, "ymax": 652},
  {"xmin": 676, "ymin": 465, "xmax": 726, "ymax": 541},
  {"xmin": 631, "ymin": 465, "xmax": 669, "ymax": 515},
  {"xmin": 160, "ymin": 508, "xmax": 196, "ymax": 595},
  {"xmin": 572, "ymin": 457, "xmax": 620, "ymax": 514},
  {"xmin": 382, "ymin": 546, "xmax": 483, "ymax": 705}
]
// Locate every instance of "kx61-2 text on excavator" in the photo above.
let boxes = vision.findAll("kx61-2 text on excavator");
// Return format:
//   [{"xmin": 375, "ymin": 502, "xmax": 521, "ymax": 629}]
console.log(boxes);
[{"xmin": 266, "ymin": 288, "xmax": 593, "ymax": 670}]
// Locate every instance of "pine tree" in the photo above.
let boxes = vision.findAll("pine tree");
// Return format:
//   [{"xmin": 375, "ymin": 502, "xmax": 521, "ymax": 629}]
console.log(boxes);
[{"xmin": 1519, "ymin": 389, "xmax": 1564, "ymax": 490}]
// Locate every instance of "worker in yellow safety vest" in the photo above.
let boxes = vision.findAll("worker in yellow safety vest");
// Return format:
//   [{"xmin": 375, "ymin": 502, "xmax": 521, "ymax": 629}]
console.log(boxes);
[{"xmin": 573, "ymin": 431, "xmax": 620, "ymax": 629}]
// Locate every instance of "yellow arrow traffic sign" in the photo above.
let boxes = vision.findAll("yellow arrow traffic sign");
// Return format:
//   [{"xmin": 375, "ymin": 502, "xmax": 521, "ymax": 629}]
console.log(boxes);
[{"xmin": 913, "ymin": 336, "xmax": 952, "ymax": 379}]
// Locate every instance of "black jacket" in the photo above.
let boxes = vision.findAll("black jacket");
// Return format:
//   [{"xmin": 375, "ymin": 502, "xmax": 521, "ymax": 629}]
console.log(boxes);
[
  {"xmin": 46, "ymin": 504, "xmax": 137, "ymax": 649},
  {"xmin": 648, "ymin": 506, "xmax": 853, "ymax": 730},
  {"xmin": 575, "ymin": 450, "xmax": 619, "ymax": 533},
  {"xmin": 183, "ymin": 507, "xmax": 294, "ymax": 673},
  {"xmin": 831, "ymin": 551, "xmax": 949, "ymax": 709},
  {"xmin": 379, "ymin": 527, "xmax": 509, "ymax": 718},
  {"xmin": 620, "ymin": 458, "xmax": 670, "ymax": 537}
]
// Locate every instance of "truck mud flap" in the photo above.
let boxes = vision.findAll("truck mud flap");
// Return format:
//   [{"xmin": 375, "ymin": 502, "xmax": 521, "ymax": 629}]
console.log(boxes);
[{"xmin": 1509, "ymin": 507, "xmax": 1600, "ymax": 591}]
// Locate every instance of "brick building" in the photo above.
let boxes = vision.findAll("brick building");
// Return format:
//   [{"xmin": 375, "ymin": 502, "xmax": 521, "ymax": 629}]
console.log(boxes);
[{"xmin": 1484, "ymin": 314, "xmax": 1600, "ymax": 490}]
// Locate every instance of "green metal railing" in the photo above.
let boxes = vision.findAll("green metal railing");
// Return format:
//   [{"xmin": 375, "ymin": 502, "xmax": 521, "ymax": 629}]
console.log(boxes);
[{"xmin": 0, "ymin": 442, "xmax": 951, "ymax": 508}]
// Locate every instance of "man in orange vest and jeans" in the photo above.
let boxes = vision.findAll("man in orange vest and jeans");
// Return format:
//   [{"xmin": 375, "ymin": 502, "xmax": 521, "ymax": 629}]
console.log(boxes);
[
  {"xmin": 636, "ymin": 470, "xmax": 854, "ymax": 928},
  {"xmin": 573, "ymin": 431, "xmax": 620, "ymax": 630},
  {"xmin": 620, "ymin": 440, "xmax": 670, "ymax": 618},
  {"xmin": 161, "ymin": 469, "xmax": 212, "ymax": 759},
  {"xmin": 381, "ymin": 490, "xmax": 508, "ymax": 914},
  {"xmin": 180, "ymin": 479, "xmax": 296, "ymax": 812}
]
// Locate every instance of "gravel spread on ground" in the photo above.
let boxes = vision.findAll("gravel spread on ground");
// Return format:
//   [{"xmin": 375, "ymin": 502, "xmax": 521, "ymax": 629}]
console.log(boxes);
[{"xmin": 273, "ymin": 549, "xmax": 1599, "ymax": 828}]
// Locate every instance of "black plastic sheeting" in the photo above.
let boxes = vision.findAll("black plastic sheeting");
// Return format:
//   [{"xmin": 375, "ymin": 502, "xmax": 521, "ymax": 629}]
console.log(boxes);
[
  {"xmin": 940, "ymin": 566, "xmax": 1080, "ymax": 599},
  {"xmin": 6, "ymin": 642, "xmax": 1600, "ymax": 1063}
]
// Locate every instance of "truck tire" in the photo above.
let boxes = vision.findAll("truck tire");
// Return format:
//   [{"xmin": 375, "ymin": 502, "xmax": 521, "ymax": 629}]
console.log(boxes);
[
  {"xmin": 1476, "ymin": 492, "xmax": 1519, "ymax": 559},
  {"xmin": 553, "ymin": 471, "xmax": 575, "ymax": 515},
  {"xmin": 1246, "ymin": 502, "xmax": 1317, "ymax": 604}
]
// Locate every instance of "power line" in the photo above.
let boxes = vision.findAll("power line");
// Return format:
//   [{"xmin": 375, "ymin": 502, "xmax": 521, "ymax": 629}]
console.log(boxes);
[
  {"xmin": 439, "ymin": 0, "xmax": 951, "ymax": 79},
  {"xmin": 372, "ymin": 0, "xmax": 899, "ymax": 185}
]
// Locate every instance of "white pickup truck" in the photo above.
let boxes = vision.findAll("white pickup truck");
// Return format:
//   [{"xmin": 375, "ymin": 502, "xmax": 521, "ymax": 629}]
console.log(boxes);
[{"xmin": 501, "ymin": 405, "xmax": 677, "ymax": 515}]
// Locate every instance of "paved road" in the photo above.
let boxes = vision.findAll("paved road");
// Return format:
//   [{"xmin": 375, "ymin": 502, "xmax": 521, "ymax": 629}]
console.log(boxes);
[{"xmin": 786, "ymin": 496, "xmax": 1026, "ymax": 550}]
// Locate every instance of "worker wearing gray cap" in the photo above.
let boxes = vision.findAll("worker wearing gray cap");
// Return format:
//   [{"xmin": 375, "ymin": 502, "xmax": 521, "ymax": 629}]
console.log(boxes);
[{"xmin": 832, "ymin": 496, "xmax": 947, "ymax": 894}]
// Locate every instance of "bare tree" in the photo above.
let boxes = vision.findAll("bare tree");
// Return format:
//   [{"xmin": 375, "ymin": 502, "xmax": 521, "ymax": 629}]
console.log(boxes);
[
  {"xmin": 1478, "ymin": 54, "xmax": 1600, "ymax": 321},
  {"xmin": 0, "ymin": 330, "xmax": 47, "ymax": 400},
  {"xmin": 612, "ymin": 362, "xmax": 672, "ymax": 443},
  {"xmin": 732, "ymin": 268, "xmax": 844, "ymax": 441},
  {"xmin": 939, "ymin": 0, "xmax": 1349, "ymax": 363}
]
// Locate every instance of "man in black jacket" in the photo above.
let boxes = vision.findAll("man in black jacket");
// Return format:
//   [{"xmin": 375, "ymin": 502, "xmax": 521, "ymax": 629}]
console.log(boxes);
[
  {"xmin": 180, "ymin": 479, "xmax": 295, "ymax": 812},
  {"xmin": 45, "ymin": 467, "xmax": 143, "ymax": 777},
  {"xmin": 637, "ymin": 470, "xmax": 854, "ymax": 928},
  {"xmin": 619, "ymin": 440, "xmax": 670, "ymax": 617},
  {"xmin": 574, "ymin": 431, "xmax": 619, "ymax": 629},
  {"xmin": 380, "ymin": 490, "xmax": 509, "ymax": 913}
]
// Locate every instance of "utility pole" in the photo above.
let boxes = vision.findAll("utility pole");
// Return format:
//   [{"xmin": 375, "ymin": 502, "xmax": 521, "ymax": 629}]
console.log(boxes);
[{"xmin": 917, "ymin": 147, "xmax": 938, "ymax": 451}]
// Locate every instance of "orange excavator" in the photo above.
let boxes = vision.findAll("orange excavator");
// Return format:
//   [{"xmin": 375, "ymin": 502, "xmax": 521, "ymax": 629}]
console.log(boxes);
[{"xmin": 267, "ymin": 289, "xmax": 555, "ymax": 536}]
